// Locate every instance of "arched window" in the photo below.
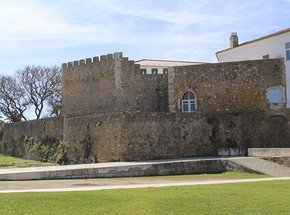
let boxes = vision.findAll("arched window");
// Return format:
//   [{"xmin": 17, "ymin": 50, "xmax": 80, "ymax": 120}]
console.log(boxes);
[{"xmin": 182, "ymin": 92, "xmax": 196, "ymax": 113}]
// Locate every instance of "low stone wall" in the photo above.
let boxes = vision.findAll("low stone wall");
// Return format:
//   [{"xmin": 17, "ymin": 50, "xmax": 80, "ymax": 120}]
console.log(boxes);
[
  {"xmin": 0, "ymin": 117, "xmax": 64, "ymax": 163},
  {"xmin": 2, "ymin": 117, "xmax": 63, "ymax": 140},
  {"xmin": 1, "ymin": 111, "xmax": 290, "ymax": 165},
  {"xmin": 63, "ymin": 112, "xmax": 216, "ymax": 164}
]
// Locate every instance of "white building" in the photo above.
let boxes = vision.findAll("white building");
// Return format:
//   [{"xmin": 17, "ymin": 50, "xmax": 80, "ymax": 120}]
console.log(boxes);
[
  {"xmin": 135, "ymin": 59, "xmax": 203, "ymax": 74},
  {"xmin": 216, "ymin": 28, "xmax": 290, "ymax": 106}
]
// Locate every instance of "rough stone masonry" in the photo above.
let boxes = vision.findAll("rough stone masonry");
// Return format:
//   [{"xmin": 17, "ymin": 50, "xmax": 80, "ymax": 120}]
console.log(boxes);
[{"xmin": 1, "ymin": 53, "xmax": 290, "ymax": 164}]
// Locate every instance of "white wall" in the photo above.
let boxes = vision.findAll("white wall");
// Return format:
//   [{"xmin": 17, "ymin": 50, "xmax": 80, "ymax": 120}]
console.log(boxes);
[{"xmin": 216, "ymin": 32, "xmax": 290, "ymax": 107}]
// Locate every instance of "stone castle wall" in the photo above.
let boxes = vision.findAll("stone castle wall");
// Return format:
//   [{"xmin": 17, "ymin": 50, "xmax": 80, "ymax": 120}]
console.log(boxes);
[
  {"xmin": 1, "ymin": 117, "xmax": 64, "ymax": 162},
  {"xmin": 2, "ymin": 111, "xmax": 289, "ymax": 164},
  {"xmin": 138, "ymin": 74, "xmax": 168, "ymax": 112},
  {"xmin": 211, "ymin": 111, "xmax": 290, "ymax": 153},
  {"xmin": 62, "ymin": 52, "xmax": 168, "ymax": 117},
  {"xmin": 63, "ymin": 112, "xmax": 214, "ymax": 163},
  {"xmin": 169, "ymin": 58, "xmax": 286, "ymax": 117},
  {"xmin": 1, "ymin": 54, "xmax": 289, "ymax": 164},
  {"xmin": 2, "ymin": 117, "xmax": 63, "ymax": 140}
]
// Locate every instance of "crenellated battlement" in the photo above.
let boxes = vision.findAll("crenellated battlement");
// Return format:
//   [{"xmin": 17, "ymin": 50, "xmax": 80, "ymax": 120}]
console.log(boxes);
[
  {"xmin": 62, "ymin": 51, "xmax": 169, "ymax": 117},
  {"xmin": 62, "ymin": 52, "xmax": 124, "ymax": 69}
]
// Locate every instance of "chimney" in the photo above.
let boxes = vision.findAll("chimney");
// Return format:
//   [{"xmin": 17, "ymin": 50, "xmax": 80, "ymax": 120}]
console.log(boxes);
[{"xmin": 230, "ymin": 32, "xmax": 238, "ymax": 48}]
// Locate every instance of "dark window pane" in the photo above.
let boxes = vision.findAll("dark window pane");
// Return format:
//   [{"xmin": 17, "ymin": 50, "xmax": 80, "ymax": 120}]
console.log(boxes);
[
  {"xmin": 189, "ymin": 92, "xmax": 195, "ymax": 99},
  {"xmin": 190, "ymin": 103, "xmax": 196, "ymax": 112},
  {"xmin": 183, "ymin": 104, "xmax": 188, "ymax": 112},
  {"xmin": 183, "ymin": 92, "xmax": 188, "ymax": 100},
  {"xmin": 287, "ymin": 50, "xmax": 290, "ymax": 60},
  {"xmin": 183, "ymin": 92, "xmax": 195, "ymax": 100}
]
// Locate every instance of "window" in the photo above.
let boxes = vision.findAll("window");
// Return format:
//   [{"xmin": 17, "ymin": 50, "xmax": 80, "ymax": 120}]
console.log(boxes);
[
  {"xmin": 287, "ymin": 50, "xmax": 290, "ymax": 61},
  {"xmin": 263, "ymin": 54, "xmax": 269, "ymax": 59},
  {"xmin": 141, "ymin": 69, "xmax": 147, "ymax": 74},
  {"xmin": 286, "ymin": 42, "xmax": 290, "ymax": 60},
  {"xmin": 151, "ymin": 68, "xmax": 158, "ymax": 74},
  {"xmin": 163, "ymin": 68, "xmax": 168, "ymax": 74},
  {"xmin": 182, "ymin": 92, "xmax": 196, "ymax": 113}
]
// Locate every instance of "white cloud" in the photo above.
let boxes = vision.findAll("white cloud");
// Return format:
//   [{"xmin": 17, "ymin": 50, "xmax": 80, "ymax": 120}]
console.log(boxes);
[
  {"xmin": 0, "ymin": 0, "xmax": 289, "ymax": 74},
  {"xmin": 0, "ymin": 0, "xmax": 281, "ymax": 47},
  {"xmin": 0, "ymin": 1, "xmax": 126, "ymax": 47}
]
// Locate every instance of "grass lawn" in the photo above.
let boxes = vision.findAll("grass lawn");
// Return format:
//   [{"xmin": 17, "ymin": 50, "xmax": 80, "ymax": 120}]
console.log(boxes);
[
  {"xmin": 0, "ymin": 180, "xmax": 289, "ymax": 215},
  {"xmin": 0, "ymin": 154, "xmax": 50, "ymax": 168}
]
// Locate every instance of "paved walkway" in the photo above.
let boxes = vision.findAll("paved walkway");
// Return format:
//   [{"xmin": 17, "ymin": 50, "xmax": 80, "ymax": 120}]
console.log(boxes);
[
  {"xmin": 0, "ymin": 157, "xmax": 227, "ymax": 180},
  {"xmin": 228, "ymin": 157, "xmax": 290, "ymax": 177},
  {"xmin": 0, "ymin": 177, "xmax": 289, "ymax": 193},
  {"xmin": 1, "ymin": 156, "xmax": 290, "ymax": 180}
]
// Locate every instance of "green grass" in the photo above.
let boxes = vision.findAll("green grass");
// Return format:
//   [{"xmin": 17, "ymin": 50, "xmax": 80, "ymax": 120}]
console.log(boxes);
[
  {"xmin": 0, "ymin": 180, "xmax": 289, "ymax": 215},
  {"xmin": 0, "ymin": 154, "xmax": 50, "ymax": 168}
]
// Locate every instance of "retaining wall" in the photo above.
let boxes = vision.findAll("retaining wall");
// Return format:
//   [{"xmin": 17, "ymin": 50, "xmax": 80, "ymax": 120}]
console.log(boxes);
[
  {"xmin": 2, "ymin": 117, "xmax": 63, "ymax": 140},
  {"xmin": 63, "ymin": 112, "xmax": 215, "ymax": 164}
]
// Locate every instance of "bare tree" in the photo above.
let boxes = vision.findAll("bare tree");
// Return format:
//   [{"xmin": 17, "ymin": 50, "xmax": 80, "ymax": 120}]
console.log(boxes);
[
  {"xmin": 48, "ymin": 79, "xmax": 62, "ymax": 117},
  {"xmin": 0, "ymin": 75, "xmax": 28, "ymax": 122},
  {"xmin": 18, "ymin": 66, "xmax": 62, "ymax": 119}
]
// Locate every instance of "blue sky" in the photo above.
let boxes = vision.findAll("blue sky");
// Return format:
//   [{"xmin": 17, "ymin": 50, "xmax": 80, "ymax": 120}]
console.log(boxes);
[{"xmin": 0, "ymin": 0, "xmax": 290, "ymax": 75}]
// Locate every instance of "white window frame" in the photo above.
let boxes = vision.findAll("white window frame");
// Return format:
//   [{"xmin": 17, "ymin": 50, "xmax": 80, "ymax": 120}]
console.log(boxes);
[{"xmin": 182, "ymin": 92, "xmax": 196, "ymax": 113}]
